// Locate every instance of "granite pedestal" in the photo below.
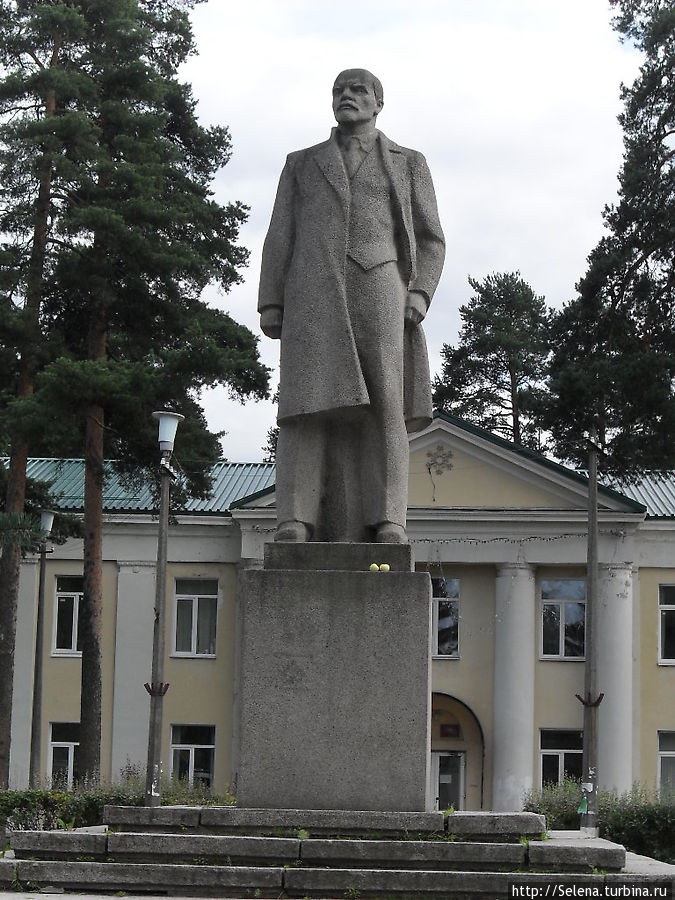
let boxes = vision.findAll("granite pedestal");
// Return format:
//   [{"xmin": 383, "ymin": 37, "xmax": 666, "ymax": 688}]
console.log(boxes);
[{"xmin": 234, "ymin": 543, "xmax": 432, "ymax": 811}]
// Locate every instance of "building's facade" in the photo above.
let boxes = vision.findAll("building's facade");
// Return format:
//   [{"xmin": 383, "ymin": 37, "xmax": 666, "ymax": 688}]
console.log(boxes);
[{"xmin": 8, "ymin": 412, "xmax": 675, "ymax": 810}]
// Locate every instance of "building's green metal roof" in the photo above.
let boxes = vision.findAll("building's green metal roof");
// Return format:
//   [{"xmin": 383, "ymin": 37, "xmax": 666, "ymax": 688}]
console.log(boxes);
[
  {"xmin": 603, "ymin": 472, "xmax": 675, "ymax": 519},
  {"xmin": 15, "ymin": 459, "xmax": 276, "ymax": 515}
]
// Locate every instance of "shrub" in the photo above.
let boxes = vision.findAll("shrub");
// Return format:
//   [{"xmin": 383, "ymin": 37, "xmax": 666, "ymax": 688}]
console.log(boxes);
[
  {"xmin": 0, "ymin": 771, "xmax": 235, "ymax": 834},
  {"xmin": 599, "ymin": 786, "xmax": 675, "ymax": 864},
  {"xmin": 523, "ymin": 780, "xmax": 675, "ymax": 864},
  {"xmin": 523, "ymin": 777, "xmax": 581, "ymax": 830}
]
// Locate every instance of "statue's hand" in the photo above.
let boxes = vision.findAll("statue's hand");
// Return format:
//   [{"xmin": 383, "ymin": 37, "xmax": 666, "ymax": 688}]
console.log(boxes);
[
  {"xmin": 260, "ymin": 306, "xmax": 283, "ymax": 339},
  {"xmin": 404, "ymin": 291, "xmax": 427, "ymax": 327}
]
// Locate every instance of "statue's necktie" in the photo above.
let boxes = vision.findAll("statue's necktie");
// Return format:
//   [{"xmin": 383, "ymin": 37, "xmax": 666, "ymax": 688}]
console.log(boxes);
[{"xmin": 342, "ymin": 137, "xmax": 363, "ymax": 179}]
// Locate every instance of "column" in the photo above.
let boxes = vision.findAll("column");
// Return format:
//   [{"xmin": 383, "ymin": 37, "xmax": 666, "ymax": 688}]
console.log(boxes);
[
  {"xmin": 492, "ymin": 563, "xmax": 536, "ymax": 811},
  {"xmin": 9, "ymin": 559, "xmax": 39, "ymax": 788},
  {"xmin": 596, "ymin": 564, "xmax": 633, "ymax": 793},
  {"xmin": 110, "ymin": 561, "xmax": 156, "ymax": 780}
]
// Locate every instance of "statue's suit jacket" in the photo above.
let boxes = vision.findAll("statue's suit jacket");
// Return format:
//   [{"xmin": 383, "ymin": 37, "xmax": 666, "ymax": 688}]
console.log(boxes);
[{"xmin": 258, "ymin": 129, "xmax": 445, "ymax": 431}]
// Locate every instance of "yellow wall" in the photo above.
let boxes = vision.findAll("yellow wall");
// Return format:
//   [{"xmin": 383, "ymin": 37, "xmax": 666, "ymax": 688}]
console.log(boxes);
[
  {"xmin": 426, "ymin": 565, "xmax": 495, "ymax": 807},
  {"xmin": 637, "ymin": 568, "xmax": 675, "ymax": 791},
  {"xmin": 409, "ymin": 444, "xmax": 577, "ymax": 509},
  {"xmin": 40, "ymin": 557, "xmax": 238, "ymax": 792},
  {"xmin": 533, "ymin": 568, "xmax": 586, "ymax": 782},
  {"xmin": 41, "ymin": 559, "xmax": 117, "ymax": 782},
  {"xmin": 163, "ymin": 562, "xmax": 238, "ymax": 793}
]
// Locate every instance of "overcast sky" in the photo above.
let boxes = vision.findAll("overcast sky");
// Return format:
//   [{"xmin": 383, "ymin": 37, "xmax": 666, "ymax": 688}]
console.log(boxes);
[{"xmin": 179, "ymin": 0, "xmax": 641, "ymax": 462}]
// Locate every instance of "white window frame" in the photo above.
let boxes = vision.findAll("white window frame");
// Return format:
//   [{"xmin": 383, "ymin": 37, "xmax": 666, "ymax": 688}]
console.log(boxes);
[
  {"xmin": 47, "ymin": 722, "xmax": 79, "ymax": 789},
  {"xmin": 431, "ymin": 577, "xmax": 460, "ymax": 659},
  {"xmin": 172, "ymin": 579, "xmax": 218, "ymax": 658},
  {"xmin": 52, "ymin": 576, "xmax": 83, "ymax": 657},
  {"xmin": 657, "ymin": 731, "xmax": 675, "ymax": 797},
  {"xmin": 170, "ymin": 725, "xmax": 215, "ymax": 788},
  {"xmin": 540, "ymin": 579, "xmax": 586, "ymax": 661},
  {"xmin": 539, "ymin": 729, "xmax": 583, "ymax": 788},
  {"xmin": 658, "ymin": 586, "xmax": 675, "ymax": 665}
]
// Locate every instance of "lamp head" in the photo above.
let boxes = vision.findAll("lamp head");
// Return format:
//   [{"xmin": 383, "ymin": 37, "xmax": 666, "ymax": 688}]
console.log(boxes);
[
  {"xmin": 152, "ymin": 410, "xmax": 185, "ymax": 454},
  {"xmin": 39, "ymin": 509, "xmax": 55, "ymax": 537}
]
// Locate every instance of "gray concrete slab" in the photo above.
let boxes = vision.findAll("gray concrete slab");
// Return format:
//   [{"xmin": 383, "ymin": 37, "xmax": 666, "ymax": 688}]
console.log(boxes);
[
  {"xmin": 284, "ymin": 866, "xmax": 609, "ymax": 897},
  {"xmin": 10, "ymin": 830, "xmax": 107, "ymax": 859},
  {"xmin": 529, "ymin": 835, "xmax": 625, "ymax": 871},
  {"xmin": 200, "ymin": 806, "xmax": 444, "ymax": 835},
  {"xmin": 103, "ymin": 804, "xmax": 201, "ymax": 830},
  {"xmin": 448, "ymin": 810, "xmax": 546, "ymax": 839},
  {"xmin": 623, "ymin": 851, "xmax": 675, "ymax": 877},
  {"xmin": 12, "ymin": 860, "xmax": 283, "ymax": 894},
  {"xmin": 301, "ymin": 837, "xmax": 526, "ymax": 869},
  {"xmin": 107, "ymin": 831, "xmax": 299, "ymax": 862}
]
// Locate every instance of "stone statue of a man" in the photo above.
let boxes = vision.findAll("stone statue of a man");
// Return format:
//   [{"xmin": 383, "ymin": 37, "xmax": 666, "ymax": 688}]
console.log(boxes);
[{"xmin": 259, "ymin": 68, "xmax": 445, "ymax": 543}]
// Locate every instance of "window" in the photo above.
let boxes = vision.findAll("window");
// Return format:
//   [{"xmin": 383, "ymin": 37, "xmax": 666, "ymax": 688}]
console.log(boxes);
[
  {"xmin": 170, "ymin": 725, "xmax": 215, "ymax": 788},
  {"xmin": 658, "ymin": 732, "xmax": 675, "ymax": 798},
  {"xmin": 173, "ymin": 579, "xmax": 218, "ymax": 656},
  {"xmin": 432, "ymin": 577, "xmax": 459, "ymax": 658},
  {"xmin": 658, "ymin": 586, "xmax": 675, "ymax": 664},
  {"xmin": 48, "ymin": 722, "xmax": 80, "ymax": 789},
  {"xmin": 53, "ymin": 576, "xmax": 83, "ymax": 655},
  {"xmin": 541, "ymin": 579, "xmax": 585, "ymax": 659},
  {"xmin": 540, "ymin": 730, "xmax": 583, "ymax": 787}
]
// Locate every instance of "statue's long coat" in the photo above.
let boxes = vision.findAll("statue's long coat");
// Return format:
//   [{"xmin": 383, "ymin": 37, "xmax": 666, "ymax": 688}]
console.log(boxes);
[{"xmin": 258, "ymin": 129, "xmax": 445, "ymax": 432}]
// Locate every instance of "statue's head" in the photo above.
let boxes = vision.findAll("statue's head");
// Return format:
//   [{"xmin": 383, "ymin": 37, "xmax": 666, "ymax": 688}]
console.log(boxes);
[{"xmin": 332, "ymin": 69, "xmax": 383, "ymax": 128}]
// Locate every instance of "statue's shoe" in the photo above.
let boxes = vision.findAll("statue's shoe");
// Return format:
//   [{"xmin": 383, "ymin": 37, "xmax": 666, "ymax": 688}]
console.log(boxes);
[
  {"xmin": 375, "ymin": 522, "xmax": 407, "ymax": 543},
  {"xmin": 274, "ymin": 520, "xmax": 310, "ymax": 542}
]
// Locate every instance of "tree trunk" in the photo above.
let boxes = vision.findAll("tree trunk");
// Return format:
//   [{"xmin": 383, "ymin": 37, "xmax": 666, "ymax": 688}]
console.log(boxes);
[
  {"xmin": 0, "ymin": 444, "xmax": 29, "ymax": 788},
  {"xmin": 77, "ymin": 304, "xmax": 107, "ymax": 782},
  {"xmin": 0, "ymin": 60, "xmax": 58, "ymax": 787},
  {"xmin": 509, "ymin": 362, "xmax": 521, "ymax": 445}
]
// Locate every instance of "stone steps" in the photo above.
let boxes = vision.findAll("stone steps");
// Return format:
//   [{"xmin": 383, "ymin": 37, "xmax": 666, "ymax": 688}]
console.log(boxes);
[
  {"xmin": 2, "ymin": 858, "xmax": 659, "ymax": 899},
  {"xmin": 0, "ymin": 805, "xmax": 642, "ymax": 898}
]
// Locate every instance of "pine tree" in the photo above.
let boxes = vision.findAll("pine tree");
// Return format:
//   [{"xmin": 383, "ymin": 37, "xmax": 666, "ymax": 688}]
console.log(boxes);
[
  {"xmin": 0, "ymin": 0, "xmax": 93, "ymax": 787},
  {"xmin": 0, "ymin": 0, "xmax": 269, "ymax": 783},
  {"xmin": 432, "ymin": 272, "xmax": 550, "ymax": 448},
  {"xmin": 545, "ymin": 0, "xmax": 675, "ymax": 472}
]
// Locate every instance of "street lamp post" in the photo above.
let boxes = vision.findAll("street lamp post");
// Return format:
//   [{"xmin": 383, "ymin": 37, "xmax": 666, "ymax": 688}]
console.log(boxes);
[
  {"xmin": 29, "ymin": 509, "xmax": 55, "ymax": 788},
  {"xmin": 144, "ymin": 410, "xmax": 184, "ymax": 808}
]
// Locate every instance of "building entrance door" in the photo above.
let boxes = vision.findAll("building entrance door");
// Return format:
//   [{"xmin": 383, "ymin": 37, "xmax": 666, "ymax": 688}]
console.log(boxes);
[{"xmin": 431, "ymin": 750, "xmax": 466, "ymax": 811}]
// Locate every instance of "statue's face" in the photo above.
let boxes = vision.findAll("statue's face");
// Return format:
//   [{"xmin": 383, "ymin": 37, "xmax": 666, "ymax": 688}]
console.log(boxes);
[{"xmin": 332, "ymin": 70, "xmax": 382, "ymax": 127}]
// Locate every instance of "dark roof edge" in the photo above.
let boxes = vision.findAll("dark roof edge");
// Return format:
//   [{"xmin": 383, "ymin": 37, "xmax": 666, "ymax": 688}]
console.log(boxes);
[{"xmin": 230, "ymin": 484, "xmax": 276, "ymax": 509}]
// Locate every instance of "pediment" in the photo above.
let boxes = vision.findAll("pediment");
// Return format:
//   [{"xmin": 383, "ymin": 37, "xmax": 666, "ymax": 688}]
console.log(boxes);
[{"xmin": 408, "ymin": 414, "xmax": 643, "ymax": 514}]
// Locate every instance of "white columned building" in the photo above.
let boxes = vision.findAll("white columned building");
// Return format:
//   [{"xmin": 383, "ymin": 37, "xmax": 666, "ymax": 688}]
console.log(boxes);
[{"xmin": 492, "ymin": 563, "xmax": 536, "ymax": 810}]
